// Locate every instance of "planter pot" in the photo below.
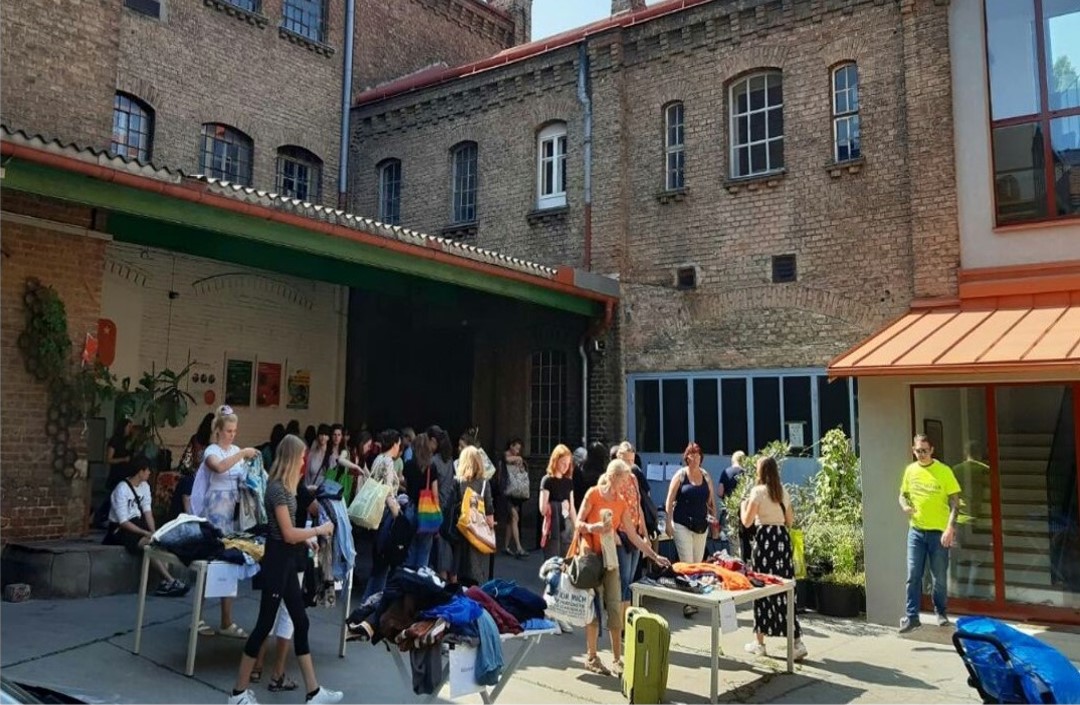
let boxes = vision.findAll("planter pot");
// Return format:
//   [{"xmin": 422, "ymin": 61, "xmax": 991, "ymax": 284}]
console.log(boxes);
[
  {"xmin": 795, "ymin": 579, "xmax": 816, "ymax": 613},
  {"xmin": 815, "ymin": 582, "xmax": 863, "ymax": 618}
]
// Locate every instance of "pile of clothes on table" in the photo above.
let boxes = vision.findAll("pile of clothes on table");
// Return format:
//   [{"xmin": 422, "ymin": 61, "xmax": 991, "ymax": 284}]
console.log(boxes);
[
  {"xmin": 636, "ymin": 552, "xmax": 787, "ymax": 595},
  {"xmin": 346, "ymin": 566, "xmax": 554, "ymax": 695},
  {"xmin": 151, "ymin": 514, "xmax": 264, "ymax": 578}
]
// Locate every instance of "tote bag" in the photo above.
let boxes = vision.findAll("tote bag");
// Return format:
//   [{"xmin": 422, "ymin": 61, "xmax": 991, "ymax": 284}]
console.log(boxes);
[
  {"xmin": 417, "ymin": 466, "xmax": 443, "ymax": 535},
  {"xmin": 544, "ymin": 572, "xmax": 592, "ymax": 627},
  {"xmin": 505, "ymin": 463, "xmax": 530, "ymax": 500},
  {"xmin": 457, "ymin": 480, "xmax": 496, "ymax": 554},
  {"xmin": 349, "ymin": 478, "xmax": 392, "ymax": 529}
]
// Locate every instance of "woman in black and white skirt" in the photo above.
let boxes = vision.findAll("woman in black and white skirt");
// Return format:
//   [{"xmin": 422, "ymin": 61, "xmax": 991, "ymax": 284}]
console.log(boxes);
[{"xmin": 740, "ymin": 456, "xmax": 807, "ymax": 661}]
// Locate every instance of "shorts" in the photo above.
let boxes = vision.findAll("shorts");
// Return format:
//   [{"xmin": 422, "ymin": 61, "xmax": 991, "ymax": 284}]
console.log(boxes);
[
  {"xmin": 272, "ymin": 572, "xmax": 304, "ymax": 640},
  {"xmin": 591, "ymin": 567, "xmax": 622, "ymax": 630},
  {"xmin": 107, "ymin": 516, "xmax": 149, "ymax": 556}
]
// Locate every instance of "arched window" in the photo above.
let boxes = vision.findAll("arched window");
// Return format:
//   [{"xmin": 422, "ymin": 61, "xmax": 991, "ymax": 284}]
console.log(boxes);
[
  {"xmin": 377, "ymin": 158, "xmax": 402, "ymax": 224},
  {"xmin": 451, "ymin": 141, "xmax": 478, "ymax": 224},
  {"xmin": 200, "ymin": 123, "xmax": 253, "ymax": 186},
  {"xmin": 729, "ymin": 71, "xmax": 784, "ymax": 178},
  {"xmin": 275, "ymin": 146, "xmax": 322, "ymax": 202},
  {"xmin": 529, "ymin": 349, "xmax": 567, "ymax": 454},
  {"xmin": 832, "ymin": 63, "xmax": 861, "ymax": 163},
  {"xmin": 536, "ymin": 122, "xmax": 567, "ymax": 209},
  {"xmin": 664, "ymin": 101, "xmax": 685, "ymax": 190},
  {"xmin": 111, "ymin": 92, "xmax": 154, "ymax": 161}
]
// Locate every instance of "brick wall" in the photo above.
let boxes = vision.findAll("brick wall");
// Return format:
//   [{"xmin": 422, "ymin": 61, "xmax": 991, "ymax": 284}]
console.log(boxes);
[
  {"xmin": 354, "ymin": 0, "xmax": 515, "ymax": 93},
  {"xmin": 101, "ymin": 242, "xmax": 349, "ymax": 458},
  {"xmin": 1, "ymin": 196, "xmax": 107, "ymax": 542},
  {"xmin": 0, "ymin": 0, "xmax": 120, "ymax": 147}
]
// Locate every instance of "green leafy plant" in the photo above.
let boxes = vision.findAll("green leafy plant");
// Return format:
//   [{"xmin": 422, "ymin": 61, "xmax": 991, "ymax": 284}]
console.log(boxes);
[
  {"xmin": 115, "ymin": 363, "xmax": 196, "ymax": 458},
  {"xmin": 802, "ymin": 428, "xmax": 864, "ymax": 586}
]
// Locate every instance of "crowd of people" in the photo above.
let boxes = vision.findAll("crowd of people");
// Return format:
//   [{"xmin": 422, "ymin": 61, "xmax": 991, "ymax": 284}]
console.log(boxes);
[{"xmin": 100, "ymin": 405, "xmax": 807, "ymax": 703}]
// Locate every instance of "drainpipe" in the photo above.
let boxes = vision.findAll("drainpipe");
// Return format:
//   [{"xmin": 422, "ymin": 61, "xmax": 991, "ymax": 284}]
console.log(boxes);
[
  {"xmin": 579, "ymin": 341, "xmax": 589, "ymax": 447},
  {"xmin": 576, "ymin": 41, "xmax": 593, "ymax": 271},
  {"xmin": 338, "ymin": 0, "xmax": 356, "ymax": 209}
]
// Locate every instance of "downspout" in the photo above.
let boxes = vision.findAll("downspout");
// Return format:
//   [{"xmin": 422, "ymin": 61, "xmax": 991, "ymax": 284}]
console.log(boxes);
[
  {"xmin": 579, "ymin": 341, "xmax": 588, "ymax": 447},
  {"xmin": 337, "ymin": 0, "xmax": 356, "ymax": 209},
  {"xmin": 576, "ymin": 41, "xmax": 593, "ymax": 272}
]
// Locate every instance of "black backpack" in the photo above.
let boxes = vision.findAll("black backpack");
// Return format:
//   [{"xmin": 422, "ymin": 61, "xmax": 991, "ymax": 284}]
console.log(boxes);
[
  {"xmin": 377, "ymin": 509, "xmax": 415, "ymax": 567},
  {"xmin": 439, "ymin": 481, "xmax": 464, "ymax": 545}
]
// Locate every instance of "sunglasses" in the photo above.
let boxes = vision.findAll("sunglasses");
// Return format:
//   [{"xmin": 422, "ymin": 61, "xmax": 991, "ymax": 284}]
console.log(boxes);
[{"xmin": 913, "ymin": 448, "xmax": 931, "ymax": 455}]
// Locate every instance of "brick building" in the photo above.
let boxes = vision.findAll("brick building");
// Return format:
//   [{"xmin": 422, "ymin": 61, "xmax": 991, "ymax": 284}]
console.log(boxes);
[
  {"xmin": 349, "ymin": 0, "xmax": 959, "ymax": 479},
  {"xmin": 1, "ymin": 0, "xmax": 590, "ymax": 546}
]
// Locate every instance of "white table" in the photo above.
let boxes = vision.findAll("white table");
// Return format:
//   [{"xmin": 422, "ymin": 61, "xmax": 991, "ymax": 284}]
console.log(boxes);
[
  {"xmin": 630, "ymin": 579, "xmax": 796, "ymax": 704},
  {"xmin": 387, "ymin": 628, "xmax": 558, "ymax": 704},
  {"xmin": 132, "ymin": 546, "xmax": 212, "ymax": 676}
]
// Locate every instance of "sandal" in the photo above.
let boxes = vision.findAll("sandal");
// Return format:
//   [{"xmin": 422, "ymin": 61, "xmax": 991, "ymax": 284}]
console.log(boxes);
[
  {"xmin": 219, "ymin": 623, "xmax": 248, "ymax": 639},
  {"xmin": 346, "ymin": 622, "xmax": 373, "ymax": 642},
  {"xmin": 268, "ymin": 674, "xmax": 298, "ymax": 692},
  {"xmin": 249, "ymin": 667, "xmax": 262, "ymax": 683},
  {"xmin": 197, "ymin": 620, "xmax": 215, "ymax": 636},
  {"xmin": 584, "ymin": 655, "xmax": 611, "ymax": 677}
]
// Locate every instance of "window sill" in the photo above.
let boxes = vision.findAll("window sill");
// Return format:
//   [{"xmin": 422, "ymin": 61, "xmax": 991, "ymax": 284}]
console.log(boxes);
[
  {"xmin": 278, "ymin": 26, "xmax": 335, "ymax": 56},
  {"xmin": 203, "ymin": 0, "xmax": 268, "ymax": 27},
  {"xmin": 527, "ymin": 205, "xmax": 569, "ymax": 225},
  {"xmin": 656, "ymin": 187, "xmax": 689, "ymax": 204},
  {"xmin": 825, "ymin": 157, "xmax": 865, "ymax": 178},
  {"xmin": 723, "ymin": 170, "xmax": 786, "ymax": 194},
  {"xmin": 992, "ymin": 213, "xmax": 1080, "ymax": 233},
  {"xmin": 440, "ymin": 221, "xmax": 478, "ymax": 240}
]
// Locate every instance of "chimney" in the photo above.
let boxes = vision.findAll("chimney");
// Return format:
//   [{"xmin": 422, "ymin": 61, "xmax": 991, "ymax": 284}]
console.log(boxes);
[
  {"xmin": 488, "ymin": 0, "xmax": 532, "ymax": 46},
  {"xmin": 611, "ymin": 0, "xmax": 646, "ymax": 14}
]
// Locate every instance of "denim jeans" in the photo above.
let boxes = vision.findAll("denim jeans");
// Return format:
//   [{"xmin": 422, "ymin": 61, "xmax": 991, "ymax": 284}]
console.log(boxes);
[
  {"xmin": 616, "ymin": 537, "xmax": 641, "ymax": 602},
  {"xmin": 906, "ymin": 527, "xmax": 949, "ymax": 621},
  {"xmin": 407, "ymin": 533, "xmax": 434, "ymax": 569}
]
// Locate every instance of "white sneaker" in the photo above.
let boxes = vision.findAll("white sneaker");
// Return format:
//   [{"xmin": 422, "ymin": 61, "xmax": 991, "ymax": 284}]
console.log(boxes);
[
  {"xmin": 227, "ymin": 690, "xmax": 258, "ymax": 705},
  {"xmin": 558, "ymin": 620, "xmax": 574, "ymax": 634},
  {"xmin": 793, "ymin": 639, "xmax": 808, "ymax": 661},
  {"xmin": 306, "ymin": 687, "xmax": 343, "ymax": 704},
  {"xmin": 744, "ymin": 641, "xmax": 766, "ymax": 657}
]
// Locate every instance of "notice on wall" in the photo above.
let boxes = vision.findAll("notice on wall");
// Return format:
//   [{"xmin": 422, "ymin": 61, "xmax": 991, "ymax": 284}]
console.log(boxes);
[
  {"xmin": 664, "ymin": 465, "xmax": 680, "ymax": 481},
  {"xmin": 787, "ymin": 421, "xmax": 805, "ymax": 448},
  {"xmin": 256, "ymin": 362, "xmax": 282, "ymax": 408},
  {"xmin": 646, "ymin": 464, "xmax": 665, "ymax": 482},
  {"xmin": 225, "ymin": 359, "xmax": 253, "ymax": 407},
  {"xmin": 287, "ymin": 369, "xmax": 310, "ymax": 410},
  {"xmin": 719, "ymin": 599, "xmax": 738, "ymax": 634}
]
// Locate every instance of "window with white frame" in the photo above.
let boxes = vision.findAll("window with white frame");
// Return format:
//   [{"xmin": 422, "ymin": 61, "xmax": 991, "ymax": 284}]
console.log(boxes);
[
  {"xmin": 200, "ymin": 123, "xmax": 253, "ymax": 186},
  {"xmin": 530, "ymin": 350, "xmax": 566, "ymax": 455},
  {"xmin": 664, "ymin": 102, "xmax": 685, "ymax": 190},
  {"xmin": 630, "ymin": 370, "xmax": 857, "ymax": 457},
  {"xmin": 377, "ymin": 158, "xmax": 402, "ymax": 225},
  {"xmin": 451, "ymin": 142, "xmax": 478, "ymax": 224},
  {"xmin": 536, "ymin": 122, "xmax": 567, "ymax": 209},
  {"xmin": 730, "ymin": 71, "xmax": 784, "ymax": 178},
  {"xmin": 832, "ymin": 63, "xmax": 861, "ymax": 162},
  {"xmin": 275, "ymin": 146, "xmax": 321, "ymax": 202}
]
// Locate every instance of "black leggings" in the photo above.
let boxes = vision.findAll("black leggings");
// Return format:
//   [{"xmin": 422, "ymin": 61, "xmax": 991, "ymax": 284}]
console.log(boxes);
[{"xmin": 243, "ymin": 541, "xmax": 310, "ymax": 658}]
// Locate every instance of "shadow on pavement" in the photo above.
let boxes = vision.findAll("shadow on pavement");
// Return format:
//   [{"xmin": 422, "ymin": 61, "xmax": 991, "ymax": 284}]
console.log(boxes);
[{"xmin": 811, "ymin": 657, "xmax": 935, "ymax": 690}]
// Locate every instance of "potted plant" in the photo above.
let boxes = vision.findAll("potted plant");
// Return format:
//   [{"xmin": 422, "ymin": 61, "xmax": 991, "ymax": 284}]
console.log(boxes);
[
  {"xmin": 113, "ymin": 363, "xmax": 196, "ymax": 465},
  {"xmin": 721, "ymin": 441, "xmax": 789, "ymax": 563},
  {"xmin": 812, "ymin": 522, "xmax": 865, "ymax": 617}
]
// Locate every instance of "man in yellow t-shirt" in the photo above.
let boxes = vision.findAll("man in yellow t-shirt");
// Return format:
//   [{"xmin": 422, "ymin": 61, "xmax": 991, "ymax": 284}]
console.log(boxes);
[{"xmin": 898, "ymin": 434, "xmax": 961, "ymax": 633}]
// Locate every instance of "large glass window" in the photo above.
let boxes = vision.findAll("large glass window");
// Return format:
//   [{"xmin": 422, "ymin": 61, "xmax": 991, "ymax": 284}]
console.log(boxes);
[
  {"xmin": 200, "ymin": 123, "xmax": 253, "ymax": 186},
  {"xmin": 721, "ymin": 379, "xmax": 749, "ymax": 456},
  {"xmin": 635, "ymin": 380, "xmax": 661, "ymax": 453},
  {"xmin": 537, "ymin": 122, "xmax": 567, "ymax": 209},
  {"xmin": 664, "ymin": 102, "xmax": 685, "ymax": 191},
  {"xmin": 283, "ymin": 0, "xmax": 325, "ymax": 42},
  {"xmin": 377, "ymin": 159, "xmax": 402, "ymax": 225},
  {"xmin": 730, "ymin": 71, "xmax": 784, "ymax": 178},
  {"xmin": 662, "ymin": 380, "xmax": 689, "ymax": 454},
  {"xmin": 111, "ymin": 93, "xmax": 154, "ymax": 162},
  {"xmin": 783, "ymin": 376, "xmax": 812, "ymax": 455},
  {"xmin": 986, "ymin": 0, "xmax": 1080, "ymax": 224},
  {"xmin": 832, "ymin": 63, "xmax": 861, "ymax": 163},
  {"xmin": 451, "ymin": 142, "xmax": 478, "ymax": 224},
  {"xmin": 529, "ymin": 350, "xmax": 566, "ymax": 455},
  {"xmin": 693, "ymin": 379, "xmax": 719, "ymax": 455}
]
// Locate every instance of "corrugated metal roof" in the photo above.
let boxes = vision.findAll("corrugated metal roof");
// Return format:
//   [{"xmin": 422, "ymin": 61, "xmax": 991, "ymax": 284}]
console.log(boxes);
[
  {"xmin": 828, "ymin": 298, "xmax": 1080, "ymax": 377},
  {"xmin": 1, "ymin": 125, "xmax": 563, "ymax": 282}
]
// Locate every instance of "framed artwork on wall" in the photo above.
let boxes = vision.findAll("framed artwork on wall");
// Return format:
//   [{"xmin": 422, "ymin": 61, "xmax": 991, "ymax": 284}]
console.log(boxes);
[
  {"xmin": 225, "ymin": 357, "xmax": 254, "ymax": 407},
  {"xmin": 923, "ymin": 418, "xmax": 944, "ymax": 458}
]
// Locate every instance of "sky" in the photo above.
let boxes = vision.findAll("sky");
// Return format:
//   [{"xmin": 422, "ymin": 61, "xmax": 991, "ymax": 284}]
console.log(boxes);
[{"xmin": 531, "ymin": 0, "xmax": 665, "ymax": 41}]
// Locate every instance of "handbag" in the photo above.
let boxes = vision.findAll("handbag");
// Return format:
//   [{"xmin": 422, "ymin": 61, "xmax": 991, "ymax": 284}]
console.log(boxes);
[
  {"xmin": 505, "ymin": 463, "xmax": 530, "ymax": 500},
  {"xmin": 416, "ymin": 466, "xmax": 442, "ymax": 535},
  {"xmin": 566, "ymin": 530, "xmax": 604, "ymax": 590},
  {"xmin": 349, "ymin": 477, "xmax": 392, "ymax": 529},
  {"xmin": 545, "ymin": 572, "xmax": 593, "ymax": 627},
  {"xmin": 457, "ymin": 480, "xmax": 496, "ymax": 554}
]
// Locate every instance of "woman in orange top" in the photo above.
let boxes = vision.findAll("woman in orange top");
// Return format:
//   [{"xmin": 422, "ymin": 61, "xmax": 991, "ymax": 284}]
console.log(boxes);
[
  {"xmin": 613, "ymin": 441, "xmax": 647, "ymax": 622},
  {"xmin": 576, "ymin": 460, "xmax": 670, "ymax": 677}
]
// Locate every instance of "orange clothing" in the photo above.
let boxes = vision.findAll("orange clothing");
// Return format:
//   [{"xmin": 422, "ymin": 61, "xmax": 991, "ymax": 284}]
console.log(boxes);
[
  {"xmin": 672, "ymin": 562, "xmax": 753, "ymax": 591},
  {"xmin": 578, "ymin": 486, "xmax": 628, "ymax": 556},
  {"xmin": 616, "ymin": 472, "xmax": 646, "ymax": 536}
]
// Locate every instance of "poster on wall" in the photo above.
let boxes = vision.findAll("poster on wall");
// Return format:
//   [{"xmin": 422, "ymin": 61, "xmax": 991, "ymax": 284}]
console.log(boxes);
[
  {"xmin": 287, "ymin": 368, "xmax": 310, "ymax": 410},
  {"xmin": 256, "ymin": 361, "xmax": 282, "ymax": 408},
  {"xmin": 225, "ymin": 358, "xmax": 254, "ymax": 407}
]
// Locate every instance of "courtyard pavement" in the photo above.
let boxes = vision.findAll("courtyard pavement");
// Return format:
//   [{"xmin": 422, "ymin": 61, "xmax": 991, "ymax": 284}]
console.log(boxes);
[{"xmin": 2, "ymin": 551, "xmax": 1078, "ymax": 704}]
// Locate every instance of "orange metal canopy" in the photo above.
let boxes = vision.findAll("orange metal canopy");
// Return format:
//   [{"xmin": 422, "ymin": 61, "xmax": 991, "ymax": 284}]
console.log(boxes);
[{"xmin": 828, "ymin": 295, "xmax": 1080, "ymax": 377}]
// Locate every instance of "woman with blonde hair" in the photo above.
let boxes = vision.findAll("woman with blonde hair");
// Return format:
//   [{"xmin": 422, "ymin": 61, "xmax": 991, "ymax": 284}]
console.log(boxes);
[
  {"xmin": 576, "ymin": 460, "xmax": 670, "ymax": 676},
  {"xmin": 454, "ymin": 445, "xmax": 495, "ymax": 584},
  {"xmin": 228, "ymin": 434, "xmax": 341, "ymax": 705},
  {"xmin": 191, "ymin": 404, "xmax": 259, "ymax": 638},
  {"xmin": 740, "ymin": 455, "xmax": 807, "ymax": 661}
]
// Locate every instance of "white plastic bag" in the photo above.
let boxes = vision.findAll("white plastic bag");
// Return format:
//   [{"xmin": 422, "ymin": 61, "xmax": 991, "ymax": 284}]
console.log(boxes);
[{"xmin": 544, "ymin": 572, "xmax": 593, "ymax": 627}]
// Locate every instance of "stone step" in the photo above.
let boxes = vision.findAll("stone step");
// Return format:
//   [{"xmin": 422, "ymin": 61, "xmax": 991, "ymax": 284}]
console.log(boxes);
[
  {"xmin": 998, "ymin": 446, "xmax": 1052, "ymax": 461},
  {"xmin": 998, "ymin": 433, "xmax": 1055, "ymax": 447},
  {"xmin": 0, "ymin": 534, "xmax": 193, "ymax": 599},
  {"xmin": 998, "ymin": 459, "xmax": 1051, "ymax": 476}
]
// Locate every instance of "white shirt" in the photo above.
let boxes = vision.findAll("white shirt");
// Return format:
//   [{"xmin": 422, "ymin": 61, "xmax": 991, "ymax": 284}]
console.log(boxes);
[
  {"xmin": 199, "ymin": 444, "xmax": 244, "ymax": 491},
  {"xmin": 109, "ymin": 480, "xmax": 152, "ymax": 524}
]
